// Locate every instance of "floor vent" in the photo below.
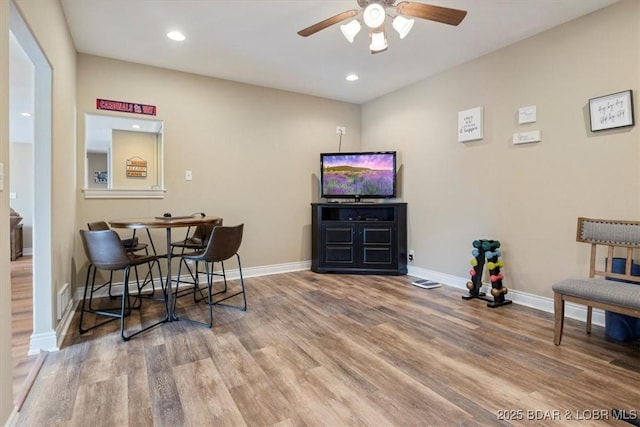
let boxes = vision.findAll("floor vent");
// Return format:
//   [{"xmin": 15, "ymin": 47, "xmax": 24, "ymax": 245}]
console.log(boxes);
[{"xmin": 56, "ymin": 282, "xmax": 72, "ymax": 320}]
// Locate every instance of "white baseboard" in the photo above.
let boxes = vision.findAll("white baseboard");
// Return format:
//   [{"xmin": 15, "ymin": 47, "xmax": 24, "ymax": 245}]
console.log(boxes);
[
  {"xmin": 28, "ymin": 330, "xmax": 59, "ymax": 355},
  {"xmin": 73, "ymin": 260, "xmax": 312, "ymax": 301},
  {"xmin": 27, "ymin": 288, "xmax": 80, "ymax": 355},
  {"xmin": 4, "ymin": 406, "xmax": 19, "ymax": 427},
  {"xmin": 54, "ymin": 260, "xmax": 602, "ymax": 356},
  {"xmin": 55, "ymin": 299, "xmax": 78, "ymax": 350},
  {"xmin": 407, "ymin": 265, "xmax": 605, "ymax": 326}
]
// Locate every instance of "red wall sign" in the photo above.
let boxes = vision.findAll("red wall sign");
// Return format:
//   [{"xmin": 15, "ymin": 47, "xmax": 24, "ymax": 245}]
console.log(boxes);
[{"xmin": 96, "ymin": 98, "xmax": 156, "ymax": 116}]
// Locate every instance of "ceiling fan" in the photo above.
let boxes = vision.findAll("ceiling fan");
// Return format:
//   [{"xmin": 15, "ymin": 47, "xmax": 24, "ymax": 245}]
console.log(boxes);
[{"xmin": 297, "ymin": 0, "xmax": 467, "ymax": 53}]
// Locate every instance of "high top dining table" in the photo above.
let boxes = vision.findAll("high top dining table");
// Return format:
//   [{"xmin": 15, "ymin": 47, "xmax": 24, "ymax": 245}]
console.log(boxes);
[{"xmin": 110, "ymin": 214, "xmax": 223, "ymax": 321}]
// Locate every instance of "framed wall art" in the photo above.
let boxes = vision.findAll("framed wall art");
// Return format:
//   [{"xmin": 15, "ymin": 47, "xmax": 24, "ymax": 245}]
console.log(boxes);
[
  {"xmin": 589, "ymin": 90, "xmax": 634, "ymax": 132},
  {"xmin": 93, "ymin": 171, "xmax": 108, "ymax": 184},
  {"xmin": 458, "ymin": 106, "xmax": 483, "ymax": 142},
  {"xmin": 126, "ymin": 157, "xmax": 148, "ymax": 177},
  {"xmin": 518, "ymin": 105, "xmax": 537, "ymax": 124}
]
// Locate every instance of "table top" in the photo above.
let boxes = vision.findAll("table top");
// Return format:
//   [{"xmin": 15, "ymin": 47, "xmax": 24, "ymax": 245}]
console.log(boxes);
[{"xmin": 110, "ymin": 215, "xmax": 222, "ymax": 230}]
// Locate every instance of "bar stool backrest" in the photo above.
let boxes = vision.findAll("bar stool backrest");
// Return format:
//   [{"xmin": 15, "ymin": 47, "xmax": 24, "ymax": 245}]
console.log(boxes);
[
  {"xmin": 87, "ymin": 221, "xmax": 110, "ymax": 231},
  {"xmin": 80, "ymin": 229, "xmax": 131, "ymax": 271},
  {"xmin": 201, "ymin": 224, "xmax": 244, "ymax": 263}
]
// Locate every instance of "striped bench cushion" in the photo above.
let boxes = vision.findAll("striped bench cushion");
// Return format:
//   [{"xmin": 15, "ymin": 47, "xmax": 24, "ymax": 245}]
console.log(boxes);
[{"xmin": 552, "ymin": 278, "xmax": 640, "ymax": 310}]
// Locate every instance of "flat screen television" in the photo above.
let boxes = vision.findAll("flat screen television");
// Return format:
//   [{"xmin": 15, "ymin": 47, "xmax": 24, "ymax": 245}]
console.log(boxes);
[{"xmin": 320, "ymin": 151, "xmax": 396, "ymax": 201}]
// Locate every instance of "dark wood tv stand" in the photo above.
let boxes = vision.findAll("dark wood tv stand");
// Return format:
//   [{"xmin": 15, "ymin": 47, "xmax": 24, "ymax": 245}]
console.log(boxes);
[{"xmin": 311, "ymin": 202, "xmax": 407, "ymax": 275}]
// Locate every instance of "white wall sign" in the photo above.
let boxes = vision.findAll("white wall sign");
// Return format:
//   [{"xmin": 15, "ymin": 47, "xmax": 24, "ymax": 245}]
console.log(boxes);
[
  {"xmin": 458, "ymin": 107, "xmax": 483, "ymax": 142},
  {"xmin": 513, "ymin": 130, "xmax": 541, "ymax": 145},
  {"xmin": 518, "ymin": 105, "xmax": 537, "ymax": 124}
]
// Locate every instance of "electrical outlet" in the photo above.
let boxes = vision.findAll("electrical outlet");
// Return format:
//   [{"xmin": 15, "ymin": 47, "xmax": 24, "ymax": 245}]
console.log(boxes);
[
  {"xmin": 409, "ymin": 249, "xmax": 415, "ymax": 262},
  {"xmin": 336, "ymin": 126, "xmax": 346, "ymax": 135}
]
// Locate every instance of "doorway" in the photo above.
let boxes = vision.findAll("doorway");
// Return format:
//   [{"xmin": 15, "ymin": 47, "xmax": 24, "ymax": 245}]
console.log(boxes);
[{"xmin": 9, "ymin": 0, "xmax": 54, "ymax": 399}]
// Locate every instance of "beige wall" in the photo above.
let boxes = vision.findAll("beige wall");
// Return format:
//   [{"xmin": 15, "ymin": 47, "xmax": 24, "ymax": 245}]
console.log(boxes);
[
  {"xmin": 75, "ymin": 54, "xmax": 361, "ymax": 275},
  {"xmin": 111, "ymin": 130, "xmax": 158, "ymax": 189},
  {"xmin": 362, "ymin": 0, "xmax": 639, "ymax": 298}
]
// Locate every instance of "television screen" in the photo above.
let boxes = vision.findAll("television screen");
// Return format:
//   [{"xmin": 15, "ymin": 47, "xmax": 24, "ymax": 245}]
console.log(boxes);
[{"xmin": 320, "ymin": 151, "xmax": 396, "ymax": 200}]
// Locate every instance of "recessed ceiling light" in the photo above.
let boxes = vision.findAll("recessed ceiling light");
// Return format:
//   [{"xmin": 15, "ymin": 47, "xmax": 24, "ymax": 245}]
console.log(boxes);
[
  {"xmin": 167, "ymin": 31, "xmax": 186, "ymax": 41},
  {"xmin": 346, "ymin": 74, "xmax": 359, "ymax": 81},
  {"xmin": 132, "ymin": 124, "xmax": 141, "ymax": 129},
  {"xmin": 21, "ymin": 112, "xmax": 32, "ymax": 117}
]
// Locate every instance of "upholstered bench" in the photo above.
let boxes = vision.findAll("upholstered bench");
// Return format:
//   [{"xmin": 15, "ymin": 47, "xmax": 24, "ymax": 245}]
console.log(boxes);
[{"xmin": 553, "ymin": 217, "xmax": 640, "ymax": 345}]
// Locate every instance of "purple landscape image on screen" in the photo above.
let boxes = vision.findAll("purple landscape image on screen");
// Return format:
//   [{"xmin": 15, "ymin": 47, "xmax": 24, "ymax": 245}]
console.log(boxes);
[{"xmin": 322, "ymin": 153, "xmax": 395, "ymax": 197}]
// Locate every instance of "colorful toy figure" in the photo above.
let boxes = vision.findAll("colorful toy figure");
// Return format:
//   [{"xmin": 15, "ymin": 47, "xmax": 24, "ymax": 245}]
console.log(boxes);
[{"xmin": 464, "ymin": 239, "xmax": 512, "ymax": 308}]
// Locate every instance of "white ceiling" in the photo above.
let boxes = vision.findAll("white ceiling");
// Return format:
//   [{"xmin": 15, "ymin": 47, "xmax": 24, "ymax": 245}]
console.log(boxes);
[
  {"xmin": 10, "ymin": 0, "xmax": 620, "ymax": 146},
  {"xmin": 59, "ymin": 0, "xmax": 619, "ymax": 105}
]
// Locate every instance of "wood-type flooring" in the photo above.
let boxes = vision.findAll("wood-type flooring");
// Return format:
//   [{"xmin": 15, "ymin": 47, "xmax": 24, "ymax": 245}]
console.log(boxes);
[
  {"xmin": 13, "ymin": 271, "xmax": 640, "ymax": 426},
  {"xmin": 11, "ymin": 255, "xmax": 39, "ymax": 404}
]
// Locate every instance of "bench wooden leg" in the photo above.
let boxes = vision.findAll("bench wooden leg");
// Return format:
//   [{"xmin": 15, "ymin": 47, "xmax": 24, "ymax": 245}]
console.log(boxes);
[
  {"xmin": 586, "ymin": 306, "xmax": 592, "ymax": 334},
  {"xmin": 553, "ymin": 292, "xmax": 564, "ymax": 345}
]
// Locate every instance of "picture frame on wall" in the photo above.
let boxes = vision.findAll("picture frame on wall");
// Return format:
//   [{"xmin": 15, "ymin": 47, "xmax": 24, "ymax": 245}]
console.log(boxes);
[
  {"xmin": 458, "ymin": 107, "xmax": 483, "ymax": 142},
  {"xmin": 588, "ymin": 90, "xmax": 634, "ymax": 132},
  {"xmin": 94, "ymin": 171, "xmax": 108, "ymax": 184}
]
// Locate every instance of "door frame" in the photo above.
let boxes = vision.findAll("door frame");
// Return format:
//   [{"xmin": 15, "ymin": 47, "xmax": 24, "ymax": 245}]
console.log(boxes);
[{"xmin": 10, "ymin": 1, "xmax": 56, "ymax": 354}]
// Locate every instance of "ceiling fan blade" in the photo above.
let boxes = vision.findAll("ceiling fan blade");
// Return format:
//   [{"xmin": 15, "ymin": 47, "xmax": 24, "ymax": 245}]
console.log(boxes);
[
  {"xmin": 297, "ymin": 10, "xmax": 359, "ymax": 37},
  {"xmin": 396, "ymin": 2, "xmax": 467, "ymax": 26}
]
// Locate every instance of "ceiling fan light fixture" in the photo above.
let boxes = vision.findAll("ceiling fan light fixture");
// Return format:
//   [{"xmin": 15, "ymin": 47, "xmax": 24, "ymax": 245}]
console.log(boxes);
[
  {"xmin": 340, "ymin": 19, "xmax": 362, "ymax": 43},
  {"xmin": 363, "ymin": 3, "xmax": 386, "ymax": 29},
  {"xmin": 369, "ymin": 29, "xmax": 388, "ymax": 52},
  {"xmin": 392, "ymin": 15, "xmax": 414, "ymax": 39}
]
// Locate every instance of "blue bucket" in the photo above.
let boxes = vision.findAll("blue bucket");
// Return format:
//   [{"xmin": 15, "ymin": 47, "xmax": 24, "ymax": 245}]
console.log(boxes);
[
  {"xmin": 605, "ymin": 257, "xmax": 640, "ymax": 283},
  {"xmin": 605, "ymin": 258, "xmax": 640, "ymax": 342},
  {"xmin": 605, "ymin": 311, "xmax": 640, "ymax": 342}
]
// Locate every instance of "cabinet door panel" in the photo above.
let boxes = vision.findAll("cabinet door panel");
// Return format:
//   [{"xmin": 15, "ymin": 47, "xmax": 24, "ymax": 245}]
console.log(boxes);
[
  {"xmin": 321, "ymin": 224, "xmax": 356, "ymax": 266},
  {"xmin": 325, "ymin": 226, "xmax": 354, "ymax": 244},
  {"xmin": 361, "ymin": 227, "xmax": 392, "ymax": 245},
  {"xmin": 360, "ymin": 225, "xmax": 395, "ymax": 266},
  {"xmin": 362, "ymin": 247, "xmax": 392, "ymax": 265},
  {"xmin": 325, "ymin": 246, "xmax": 354, "ymax": 264}
]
